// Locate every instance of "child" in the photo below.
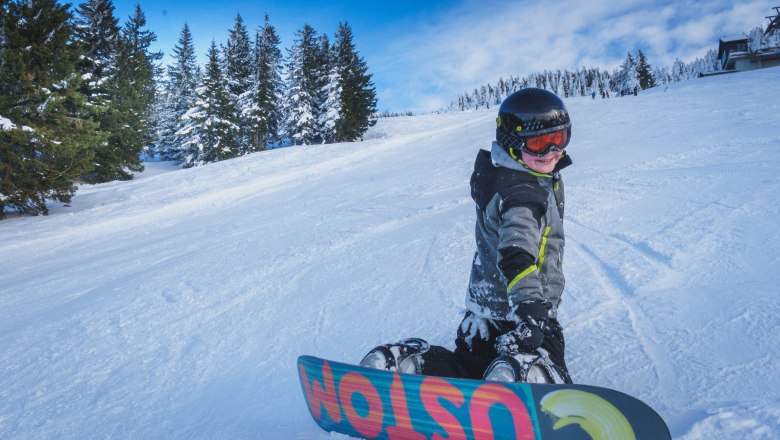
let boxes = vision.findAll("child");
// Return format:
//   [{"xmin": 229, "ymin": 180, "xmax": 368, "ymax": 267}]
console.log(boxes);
[{"xmin": 361, "ymin": 88, "xmax": 573, "ymax": 384}]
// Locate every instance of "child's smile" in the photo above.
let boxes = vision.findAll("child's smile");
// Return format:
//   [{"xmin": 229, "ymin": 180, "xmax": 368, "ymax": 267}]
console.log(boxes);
[{"xmin": 521, "ymin": 150, "xmax": 563, "ymax": 174}]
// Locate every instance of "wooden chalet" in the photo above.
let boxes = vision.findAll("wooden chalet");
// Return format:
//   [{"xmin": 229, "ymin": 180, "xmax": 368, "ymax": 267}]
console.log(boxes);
[{"xmin": 717, "ymin": 7, "xmax": 780, "ymax": 71}]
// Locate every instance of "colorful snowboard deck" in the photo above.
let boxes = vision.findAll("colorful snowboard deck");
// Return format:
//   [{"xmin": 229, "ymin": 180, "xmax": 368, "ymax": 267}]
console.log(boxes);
[{"xmin": 297, "ymin": 355, "xmax": 670, "ymax": 440}]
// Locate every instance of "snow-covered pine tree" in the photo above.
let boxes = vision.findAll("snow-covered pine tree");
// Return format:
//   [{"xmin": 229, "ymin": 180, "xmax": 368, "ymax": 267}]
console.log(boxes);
[
  {"xmin": 313, "ymin": 32, "xmax": 332, "ymax": 142},
  {"xmin": 0, "ymin": 0, "xmax": 102, "ymax": 218},
  {"xmin": 561, "ymin": 73, "xmax": 571, "ymax": 98},
  {"xmin": 565, "ymin": 71, "xmax": 580, "ymax": 96},
  {"xmin": 549, "ymin": 69, "xmax": 562, "ymax": 94},
  {"xmin": 479, "ymin": 85, "xmax": 489, "ymax": 107},
  {"xmin": 283, "ymin": 24, "xmax": 321, "ymax": 145},
  {"xmin": 748, "ymin": 26, "xmax": 764, "ymax": 53},
  {"xmin": 601, "ymin": 69, "xmax": 612, "ymax": 94},
  {"xmin": 119, "ymin": 4, "xmax": 161, "ymax": 158},
  {"xmin": 331, "ymin": 22, "xmax": 376, "ymax": 143},
  {"xmin": 177, "ymin": 41, "xmax": 240, "ymax": 168},
  {"xmin": 318, "ymin": 59, "xmax": 342, "ymax": 144},
  {"xmin": 107, "ymin": 41, "xmax": 144, "ymax": 178},
  {"xmin": 156, "ymin": 23, "xmax": 199, "ymax": 161},
  {"xmin": 151, "ymin": 75, "xmax": 177, "ymax": 159},
  {"xmin": 670, "ymin": 58, "xmax": 687, "ymax": 82},
  {"xmin": 580, "ymin": 67, "xmax": 592, "ymax": 94},
  {"xmin": 246, "ymin": 13, "xmax": 284, "ymax": 150},
  {"xmin": 614, "ymin": 52, "xmax": 639, "ymax": 96},
  {"xmin": 746, "ymin": 24, "xmax": 780, "ymax": 52},
  {"xmin": 703, "ymin": 49, "xmax": 721, "ymax": 73},
  {"xmin": 104, "ymin": 4, "xmax": 160, "ymax": 179},
  {"xmin": 314, "ymin": 33, "xmax": 343, "ymax": 143},
  {"xmin": 652, "ymin": 65, "xmax": 671, "ymax": 85},
  {"xmin": 537, "ymin": 74, "xmax": 547, "ymax": 90},
  {"xmin": 223, "ymin": 14, "xmax": 253, "ymax": 153},
  {"xmin": 635, "ymin": 49, "xmax": 655, "ymax": 90},
  {"xmin": 74, "ymin": 0, "xmax": 119, "ymax": 107},
  {"xmin": 74, "ymin": 0, "xmax": 128, "ymax": 183}
]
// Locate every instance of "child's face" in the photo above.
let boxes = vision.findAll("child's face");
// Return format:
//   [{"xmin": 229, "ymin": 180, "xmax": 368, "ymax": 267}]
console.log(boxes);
[{"xmin": 521, "ymin": 150, "xmax": 564, "ymax": 174}]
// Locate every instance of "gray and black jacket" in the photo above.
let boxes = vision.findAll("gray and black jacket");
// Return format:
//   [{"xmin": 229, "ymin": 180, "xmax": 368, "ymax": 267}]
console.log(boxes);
[{"xmin": 466, "ymin": 142, "xmax": 571, "ymax": 322}]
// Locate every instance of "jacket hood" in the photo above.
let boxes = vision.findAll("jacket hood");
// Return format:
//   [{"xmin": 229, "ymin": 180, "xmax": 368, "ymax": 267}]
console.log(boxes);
[{"xmin": 471, "ymin": 143, "xmax": 572, "ymax": 211}]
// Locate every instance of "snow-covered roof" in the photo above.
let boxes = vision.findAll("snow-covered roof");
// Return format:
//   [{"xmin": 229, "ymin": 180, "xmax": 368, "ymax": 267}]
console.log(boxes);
[{"xmin": 720, "ymin": 36, "xmax": 748, "ymax": 43}]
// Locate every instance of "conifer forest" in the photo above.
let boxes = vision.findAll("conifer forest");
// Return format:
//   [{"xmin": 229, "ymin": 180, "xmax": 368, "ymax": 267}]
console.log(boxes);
[{"xmin": 0, "ymin": 0, "xmax": 377, "ymax": 218}]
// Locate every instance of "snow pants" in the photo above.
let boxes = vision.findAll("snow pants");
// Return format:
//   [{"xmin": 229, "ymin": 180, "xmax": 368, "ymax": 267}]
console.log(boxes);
[{"xmin": 419, "ymin": 312, "xmax": 570, "ymax": 381}]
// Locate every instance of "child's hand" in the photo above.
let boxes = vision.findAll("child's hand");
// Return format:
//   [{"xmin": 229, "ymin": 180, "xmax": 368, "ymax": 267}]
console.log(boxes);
[{"xmin": 494, "ymin": 319, "xmax": 545, "ymax": 356}]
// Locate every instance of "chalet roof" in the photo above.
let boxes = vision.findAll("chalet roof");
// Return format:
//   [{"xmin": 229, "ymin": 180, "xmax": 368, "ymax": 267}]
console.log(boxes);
[{"xmin": 720, "ymin": 36, "xmax": 748, "ymax": 44}]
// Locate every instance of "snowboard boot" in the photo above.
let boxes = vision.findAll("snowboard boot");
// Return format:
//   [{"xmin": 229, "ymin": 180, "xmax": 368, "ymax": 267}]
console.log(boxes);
[
  {"xmin": 359, "ymin": 338, "xmax": 430, "ymax": 375},
  {"xmin": 483, "ymin": 348, "xmax": 569, "ymax": 384}
]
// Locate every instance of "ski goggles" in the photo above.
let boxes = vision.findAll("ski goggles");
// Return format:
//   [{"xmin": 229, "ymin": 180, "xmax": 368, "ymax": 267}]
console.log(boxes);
[{"xmin": 520, "ymin": 129, "xmax": 570, "ymax": 157}]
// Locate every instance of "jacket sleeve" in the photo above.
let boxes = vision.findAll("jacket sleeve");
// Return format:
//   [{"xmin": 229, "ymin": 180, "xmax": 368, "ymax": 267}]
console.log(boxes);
[{"xmin": 495, "ymin": 186, "xmax": 548, "ymax": 317}]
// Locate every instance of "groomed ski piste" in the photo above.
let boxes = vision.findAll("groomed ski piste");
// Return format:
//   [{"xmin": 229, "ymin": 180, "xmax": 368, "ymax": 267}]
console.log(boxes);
[{"xmin": 1, "ymin": 66, "xmax": 779, "ymax": 439}]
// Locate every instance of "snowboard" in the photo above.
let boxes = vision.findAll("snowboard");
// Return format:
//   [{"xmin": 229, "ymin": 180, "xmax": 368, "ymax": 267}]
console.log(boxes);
[{"xmin": 297, "ymin": 355, "xmax": 670, "ymax": 440}]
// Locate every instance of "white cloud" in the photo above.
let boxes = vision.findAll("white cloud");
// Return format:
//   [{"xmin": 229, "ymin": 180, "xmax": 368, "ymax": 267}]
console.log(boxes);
[{"xmin": 374, "ymin": 0, "xmax": 770, "ymax": 112}]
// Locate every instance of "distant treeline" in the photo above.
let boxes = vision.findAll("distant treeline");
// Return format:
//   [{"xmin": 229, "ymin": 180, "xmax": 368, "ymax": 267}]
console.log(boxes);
[{"xmin": 444, "ymin": 49, "xmax": 723, "ymax": 112}]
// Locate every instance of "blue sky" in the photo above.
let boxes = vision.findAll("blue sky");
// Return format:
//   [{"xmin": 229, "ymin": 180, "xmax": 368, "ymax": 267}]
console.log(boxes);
[{"xmin": 108, "ymin": 0, "xmax": 772, "ymax": 113}]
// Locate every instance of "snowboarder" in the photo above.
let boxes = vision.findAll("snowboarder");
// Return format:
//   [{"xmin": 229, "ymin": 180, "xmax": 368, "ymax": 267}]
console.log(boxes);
[{"xmin": 361, "ymin": 88, "xmax": 574, "ymax": 384}]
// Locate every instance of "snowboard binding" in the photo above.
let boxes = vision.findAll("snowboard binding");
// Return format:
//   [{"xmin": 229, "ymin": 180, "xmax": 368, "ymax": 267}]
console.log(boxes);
[
  {"xmin": 483, "ymin": 348, "xmax": 570, "ymax": 384},
  {"xmin": 359, "ymin": 337, "xmax": 430, "ymax": 375}
]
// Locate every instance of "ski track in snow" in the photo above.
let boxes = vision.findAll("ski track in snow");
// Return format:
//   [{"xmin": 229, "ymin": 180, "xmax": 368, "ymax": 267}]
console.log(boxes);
[
  {"xmin": 566, "ymin": 230, "xmax": 680, "ymax": 396},
  {"xmin": 2, "ymin": 68, "xmax": 780, "ymax": 439}
]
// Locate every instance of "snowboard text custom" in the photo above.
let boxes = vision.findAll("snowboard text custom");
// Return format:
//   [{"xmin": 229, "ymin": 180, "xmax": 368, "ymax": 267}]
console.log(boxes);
[{"xmin": 297, "ymin": 355, "xmax": 670, "ymax": 440}]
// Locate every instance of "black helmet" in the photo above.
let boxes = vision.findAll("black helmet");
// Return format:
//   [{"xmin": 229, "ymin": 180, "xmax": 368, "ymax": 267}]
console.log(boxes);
[{"xmin": 496, "ymin": 88, "xmax": 571, "ymax": 154}]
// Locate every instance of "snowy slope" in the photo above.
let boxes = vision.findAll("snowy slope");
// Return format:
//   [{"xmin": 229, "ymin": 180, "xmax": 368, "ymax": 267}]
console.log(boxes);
[{"xmin": 1, "ymin": 67, "xmax": 779, "ymax": 439}]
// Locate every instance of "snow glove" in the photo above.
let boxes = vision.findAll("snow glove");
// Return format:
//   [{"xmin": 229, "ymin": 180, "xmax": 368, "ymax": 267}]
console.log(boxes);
[{"xmin": 494, "ymin": 301, "xmax": 549, "ymax": 356}]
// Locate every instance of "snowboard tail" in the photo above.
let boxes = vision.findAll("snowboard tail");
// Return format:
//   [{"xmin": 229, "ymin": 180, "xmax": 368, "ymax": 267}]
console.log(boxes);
[{"xmin": 297, "ymin": 355, "xmax": 670, "ymax": 440}]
